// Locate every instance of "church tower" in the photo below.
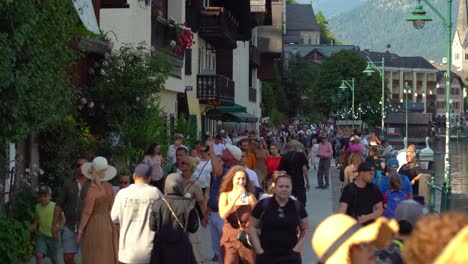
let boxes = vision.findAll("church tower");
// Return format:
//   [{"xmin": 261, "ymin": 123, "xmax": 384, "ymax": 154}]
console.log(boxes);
[{"xmin": 452, "ymin": 0, "xmax": 468, "ymax": 70}]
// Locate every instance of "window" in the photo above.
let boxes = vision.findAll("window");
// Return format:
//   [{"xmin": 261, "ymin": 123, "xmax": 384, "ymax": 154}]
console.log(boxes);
[
  {"xmin": 198, "ymin": 47, "xmax": 202, "ymax": 74},
  {"xmin": 465, "ymin": 53, "xmax": 468, "ymax": 60},
  {"xmin": 455, "ymin": 53, "xmax": 460, "ymax": 60},
  {"xmin": 437, "ymin": 88, "xmax": 444, "ymax": 95},
  {"xmin": 453, "ymin": 102, "xmax": 460, "ymax": 109},
  {"xmin": 437, "ymin": 102, "xmax": 445, "ymax": 108},
  {"xmin": 153, "ymin": 0, "xmax": 167, "ymax": 19}
]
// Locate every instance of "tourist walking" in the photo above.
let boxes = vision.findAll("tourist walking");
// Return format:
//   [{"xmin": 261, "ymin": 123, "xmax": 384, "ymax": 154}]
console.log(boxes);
[
  {"xmin": 53, "ymin": 157, "xmax": 90, "ymax": 264},
  {"xmin": 382, "ymin": 175, "xmax": 408, "ymax": 219},
  {"xmin": 181, "ymin": 157, "xmax": 207, "ymax": 263},
  {"xmin": 315, "ymin": 132, "xmax": 333, "ymax": 189},
  {"xmin": 149, "ymin": 173, "xmax": 199, "ymax": 264},
  {"xmin": 249, "ymin": 175, "xmax": 310, "ymax": 264},
  {"xmin": 343, "ymin": 152, "xmax": 364, "ymax": 184},
  {"xmin": 29, "ymin": 185, "xmax": 59, "ymax": 264},
  {"xmin": 167, "ymin": 133, "xmax": 187, "ymax": 164},
  {"xmin": 165, "ymin": 146, "xmax": 189, "ymax": 176},
  {"xmin": 279, "ymin": 140, "xmax": 310, "ymax": 206},
  {"xmin": 218, "ymin": 166, "xmax": 257, "ymax": 264},
  {"xmin": 143, "ymin": 143, "xmax": 165, "ymax": 191},
  {"xmin": 379, "ymin": 158, "xmax": 413, "ymax": 198},
  {"xmin": 264, "ymin": 144, "xmax": 282, "ymax": 188},
  {"xmin": 338, "ymin": 161, "xmax": 384, "ymax": 225},
  {"xmin": 398, "ymin": 151, "xmax": 423, "ymax": 196},
  {"xmin": 254, "ymin": 140, "xmax": 269, "ymax": 187},
  {"xmin": 77, "ymin": 156, "xmax": 118, "ymax": 264},
  {"xmin": 194, "ymin": 145, "xmax": 213, "ymax": 219},
  {"xmin": 111, "ymin": 164, "xmax": 163, "ymax": 264}
]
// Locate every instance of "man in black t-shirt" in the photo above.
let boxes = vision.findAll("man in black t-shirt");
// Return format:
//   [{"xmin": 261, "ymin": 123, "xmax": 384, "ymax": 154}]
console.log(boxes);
[
  {"xmin": 338, "ymin": 161, "xmax": 383, "ymax": 225},
  {"xmin": 279, "ymin": 140, "xmax": 310, "ymax": 206}
]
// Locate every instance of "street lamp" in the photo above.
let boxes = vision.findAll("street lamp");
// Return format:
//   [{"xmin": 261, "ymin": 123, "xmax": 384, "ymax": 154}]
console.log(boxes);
[
  {"xmin": 339, "ymin": 78, "xmax": 355, "ymax": 127},
  {"xmin": 362, "ymin": 57, "xmax": 385, "ymax": 138},
  {"xmin": 406, "ymin": 0, "xmax": 452, "ymax": 187},
  {"xmin": 404, "ymin": 82, "xmax": 413, "ymax": 143}
]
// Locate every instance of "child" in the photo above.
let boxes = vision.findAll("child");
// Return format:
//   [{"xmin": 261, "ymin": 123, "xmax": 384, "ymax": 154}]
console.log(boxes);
[
  {"xmin": 29, "ymin": 185, "xmax": 59, "ymax": 264},
  {"xmin": 382, "ymin": 175, "xmax": 408, "ymax": 219}
]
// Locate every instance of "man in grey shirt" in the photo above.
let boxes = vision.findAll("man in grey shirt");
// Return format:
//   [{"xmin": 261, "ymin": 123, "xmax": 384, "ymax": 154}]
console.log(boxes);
[
  {"xmin": 111, "ymin": 164, "xmax": 163, "ymax": 264},
  {"xmin": 53, "ymin": 157, "xmax": 90, "ymax": 264}
]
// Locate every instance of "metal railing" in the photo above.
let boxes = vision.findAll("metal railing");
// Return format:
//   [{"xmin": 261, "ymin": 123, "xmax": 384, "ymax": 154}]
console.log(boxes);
[{"xmin": 426, "ymin": 176, "xmax": 451, "ymax": 213}]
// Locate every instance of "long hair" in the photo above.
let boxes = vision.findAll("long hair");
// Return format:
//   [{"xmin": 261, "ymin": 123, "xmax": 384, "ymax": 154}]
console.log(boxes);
[
  {"xmin": 219, "ymin": 166, "xmax": 253, "ymax": 194},
  {"xmin": 348, "ymin": 152, "xmax": 364, "ymax": 168},
  {"xmin": 92, "ymin": 168, "xmax": 106, "ymax": 187},
  {"xmin": 145, "ymin": 143, "xmax": 160, "ymax": 156}
]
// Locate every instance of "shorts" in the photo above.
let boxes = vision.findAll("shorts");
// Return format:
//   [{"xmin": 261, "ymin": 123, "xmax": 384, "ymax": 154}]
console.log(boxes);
[
  {"xmin": 62, "ymin": 226, "xmax": 80, "ymax": 254},
  {"xmin": 36, "ymin": 233, "xmax": 59, "ymax": 261}
]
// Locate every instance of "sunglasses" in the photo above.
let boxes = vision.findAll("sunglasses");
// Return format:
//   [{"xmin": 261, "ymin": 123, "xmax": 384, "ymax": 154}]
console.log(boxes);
[{"xmin": 278, "ymin": 207, "xmax": 285, "ymax": 219}]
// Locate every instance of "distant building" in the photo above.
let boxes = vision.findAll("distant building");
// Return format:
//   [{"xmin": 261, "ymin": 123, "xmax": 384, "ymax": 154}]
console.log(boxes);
[
  {"xmin": 283, "ymin": 4, "xmax": 320, "ymax": 46},
  {"xmin": 452, "ymin": 0, "xmax": 468, "ymax": 72},
  {"xmin": 359, "ymin": 50, "xmax": 438, "ymax": 115}
]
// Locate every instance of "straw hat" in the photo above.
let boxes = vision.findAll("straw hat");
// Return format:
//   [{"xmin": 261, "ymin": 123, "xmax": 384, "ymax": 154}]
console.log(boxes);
[
  {"xmin": 433, "ymin": 226, "xmax": 468, "ymax": 264},
  {"xmin": 81, "ymin": 156, "xmax": 117, "ymax": 182},
  {"xmin": 312, "ymin": 214, "xmax": 398, "ymax": 264}
]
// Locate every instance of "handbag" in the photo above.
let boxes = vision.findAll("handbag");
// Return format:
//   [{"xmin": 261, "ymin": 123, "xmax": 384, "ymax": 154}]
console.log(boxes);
[{"xmin": 234, "ymin": 208, "xmax": 253, "ymax": 249}]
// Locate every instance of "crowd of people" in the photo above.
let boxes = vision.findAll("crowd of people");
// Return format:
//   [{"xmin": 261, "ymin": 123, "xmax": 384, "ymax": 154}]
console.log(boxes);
[{"xmin": 28, "ymin": 122, "xmax": 467, "ymax": 264}]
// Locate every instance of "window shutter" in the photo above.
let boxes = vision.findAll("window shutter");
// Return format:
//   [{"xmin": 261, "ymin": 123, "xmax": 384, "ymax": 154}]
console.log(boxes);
[{"xmin": 185, "ymin": 49, "xmax": 192, "ymax": 75}]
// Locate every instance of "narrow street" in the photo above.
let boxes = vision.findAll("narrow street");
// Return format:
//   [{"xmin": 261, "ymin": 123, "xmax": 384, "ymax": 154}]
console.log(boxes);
[{"xmin": 24, "ymin": 164, "xmax": 341, "ymax": 264}]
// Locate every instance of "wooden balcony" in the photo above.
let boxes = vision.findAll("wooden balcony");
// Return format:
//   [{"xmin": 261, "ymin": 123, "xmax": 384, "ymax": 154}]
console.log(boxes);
[
  {"xmin": 198, "ymin": 7, "xmax": 239, "ymax": 49},
  {"xmin": 197, "ymin": 74, "xmax": 235, "ymax": 105},
  {"xmin": 151, "ymin": 17, "xmax": 184, "ymax": 78},
  {"xmin": 249, "ymin": 87, "xmax": 257, "ymax": 102},
  {"xmin": 249, "ymin": 45, "xmax": 261, "ymax": 67}
]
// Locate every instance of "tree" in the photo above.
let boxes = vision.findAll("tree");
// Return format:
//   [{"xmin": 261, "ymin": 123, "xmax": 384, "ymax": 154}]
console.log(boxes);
[
  {"xmin": 286, "ymin": 0, "xmax": 299, "ymax": 4},
  {"xmin": 310, "ymin": 50, "xmax": 388, "ymax": 126},
  {"xmin": 0, "ymin": 1, "xmax": 79, "ymax": 144},
  {"xmin": 316, "ymin": 11, "xmax": 342, "ymax": 45}
]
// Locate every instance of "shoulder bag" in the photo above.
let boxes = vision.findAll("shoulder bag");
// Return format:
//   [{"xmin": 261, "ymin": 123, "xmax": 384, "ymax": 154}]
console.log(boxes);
[{"xmin": 234, "ymin": 207, "xmax": 253, "ymax": 249}]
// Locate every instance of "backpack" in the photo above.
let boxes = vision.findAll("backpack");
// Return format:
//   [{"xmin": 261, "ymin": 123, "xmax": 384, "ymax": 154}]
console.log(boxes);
[
  {"xmin": 375, "ymin": 239, "xmax": 404, "ymax": 264},
  {"xmin": 383, "ymin": 190, "xmax": 407, "ymax": 219}
]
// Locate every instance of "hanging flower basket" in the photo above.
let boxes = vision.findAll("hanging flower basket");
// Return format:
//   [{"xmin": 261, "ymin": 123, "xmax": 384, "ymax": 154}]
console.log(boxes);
[{"xmin": 168, "ymin": 19, "xmax": 195, "ymax": 55}]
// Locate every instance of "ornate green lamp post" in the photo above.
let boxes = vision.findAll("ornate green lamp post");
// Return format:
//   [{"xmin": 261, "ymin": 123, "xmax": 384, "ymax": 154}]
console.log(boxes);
[
  {"xmin": 339, "ymin": 78, "xmax": 355, "ymax": 127},
  {"xmin": 406, "ymin": 0, "xmax": 452, "ymax": 188},
  {"xmin": 362, "ymin": 57, "xmax": 385, "ymax": 138}
]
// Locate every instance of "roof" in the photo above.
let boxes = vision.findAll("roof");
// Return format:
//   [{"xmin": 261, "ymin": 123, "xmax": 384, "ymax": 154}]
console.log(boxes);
[
  {"xmin": 359, "ymin": 50, "xmax": 437, "ymax": 70},
  {"xmin": 385, "ymin": 112, "xmax": 432, "ymax": 125},
  {"xmin": 283, "ymin": 45, "xmax": 360, "ymax": 57},
  {"xmin": 432, "ymin": 63, "xmax": 467, "ymax": 86},
  {"xmin": 286, "ymin": 4, "xmax": 320, "ymax": 31}
]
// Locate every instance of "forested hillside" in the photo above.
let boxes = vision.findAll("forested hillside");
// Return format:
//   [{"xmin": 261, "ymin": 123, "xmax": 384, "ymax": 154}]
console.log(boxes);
[{"xmin": 329, "ymin": 0, "xmax": 459, "ymax": 61}]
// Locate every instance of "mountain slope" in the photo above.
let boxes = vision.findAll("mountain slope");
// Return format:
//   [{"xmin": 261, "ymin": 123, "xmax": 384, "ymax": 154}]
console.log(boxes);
[
  {"xmin": 328, "ymin": 0, "xmax": 458, "ymax": 61},
  {"xmin": 304, "ymin": 0, "xmax": 363, "ymax": 17}
]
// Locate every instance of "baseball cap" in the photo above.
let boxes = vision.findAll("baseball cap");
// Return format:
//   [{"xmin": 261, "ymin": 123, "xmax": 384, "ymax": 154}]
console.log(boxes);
[
  {"xmin": 386, "ymin": 157, "xmax": 399, "ymax": 169},
  {"xmin": 394, "ymin": 199, "xmax": 425, "ymax": 227},
  {"xmin": 225, "ymin": 144, "xmax": 242, "ymax": 161},
  {"xmin": 134, "ymin": 164, "xmax": 152, "ymax": 178},
  {"xmin": 357, "ymin": 161, "xmax": 375, "ymax": 172},
  {"xmin": 38, "ymin": 185, "xmax": 52, "ymax": 195}
]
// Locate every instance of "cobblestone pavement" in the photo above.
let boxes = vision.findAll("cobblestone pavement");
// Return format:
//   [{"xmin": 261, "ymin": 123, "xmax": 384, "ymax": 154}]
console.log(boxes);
[{"xmin": 24, "ymin": 163, "xmax": 341, "ymax": 264}]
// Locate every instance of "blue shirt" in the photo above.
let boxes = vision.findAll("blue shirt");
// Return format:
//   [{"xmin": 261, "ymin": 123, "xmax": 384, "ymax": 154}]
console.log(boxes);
[{"xmin": 378, "ymin": 173, "xmax": 413, "ymax": 195}]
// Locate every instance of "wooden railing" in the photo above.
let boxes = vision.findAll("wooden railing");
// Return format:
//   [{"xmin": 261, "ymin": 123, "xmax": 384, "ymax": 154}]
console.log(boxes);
[
  {"xmin": 197, "ymin": 74, "xmax": 235, "ymax": 105},
  {"xmin": 199, "ymin": 7, "xmax": 239, "ymax": 48},
  {"xmin": 151, "ymin": 17, "xmax": 184, "ymax": 78}
]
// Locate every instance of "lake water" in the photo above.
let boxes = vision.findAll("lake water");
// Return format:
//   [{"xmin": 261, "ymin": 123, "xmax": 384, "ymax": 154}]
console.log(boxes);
[{"xmin": 430, "ymin": 139, "xmax": 467, "ymax": 195}]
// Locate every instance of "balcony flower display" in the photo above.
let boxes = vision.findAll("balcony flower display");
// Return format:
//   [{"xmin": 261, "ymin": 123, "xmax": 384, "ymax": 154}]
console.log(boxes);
[{"xmin": 168, "ymin": 19, "xmax": 195, "ymax": 55}]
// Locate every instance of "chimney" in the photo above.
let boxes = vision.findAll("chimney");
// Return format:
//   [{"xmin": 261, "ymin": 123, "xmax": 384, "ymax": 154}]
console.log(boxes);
[{"xmin": 386, "ymin": 44, "xmax": 391, "ymax": 53}]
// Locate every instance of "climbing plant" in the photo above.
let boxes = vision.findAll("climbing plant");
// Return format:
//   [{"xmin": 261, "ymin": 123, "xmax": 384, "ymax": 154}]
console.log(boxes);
[{"xmin": 0, "ymin": 0, "xmax": 80, "ymax": 144}]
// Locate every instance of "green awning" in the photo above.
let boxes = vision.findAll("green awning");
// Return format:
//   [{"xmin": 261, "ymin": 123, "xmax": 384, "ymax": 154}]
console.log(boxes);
[
  {"xmin": 206, "ymin": 104, "xmax": 258, "ymax": 123},
  {"xmin": 215, "ymin": 104, "xmax": 247, "ymax": 113}
]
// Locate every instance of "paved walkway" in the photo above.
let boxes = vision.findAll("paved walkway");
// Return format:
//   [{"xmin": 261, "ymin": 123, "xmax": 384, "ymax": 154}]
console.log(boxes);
[{"xmin": 24, "ymin": 164, "xmax": 341, "ymax": 264}]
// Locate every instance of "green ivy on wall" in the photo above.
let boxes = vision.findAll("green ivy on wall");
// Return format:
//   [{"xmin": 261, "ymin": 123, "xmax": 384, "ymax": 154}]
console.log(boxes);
[{"xmin": 0, "ymin": 0, "xmax": 79, "ymax": 144}]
